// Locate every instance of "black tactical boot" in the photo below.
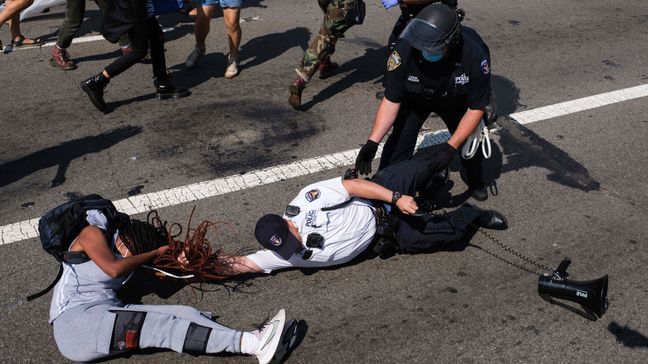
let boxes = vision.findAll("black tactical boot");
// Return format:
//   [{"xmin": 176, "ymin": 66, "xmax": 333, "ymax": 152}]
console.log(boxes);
[
  {"xmin": 154, "ymin": 77, "xmax": 191, "ymax": 100},
  {"xmin": 80, "ymin": 73, "xmax": 109, "ymax": 112}
]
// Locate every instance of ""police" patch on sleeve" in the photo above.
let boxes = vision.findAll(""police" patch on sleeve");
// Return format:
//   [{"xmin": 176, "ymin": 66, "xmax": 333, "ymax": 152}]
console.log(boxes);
[{"xmin": 387, "ymin": 51, "xmax": 401, "ymax": 71}]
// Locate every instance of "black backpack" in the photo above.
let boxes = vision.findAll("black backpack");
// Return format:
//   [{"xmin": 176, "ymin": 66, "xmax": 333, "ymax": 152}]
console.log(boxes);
[{"xmin": 27, "ymin": 194, "xmax": 130, "ymax": 301}]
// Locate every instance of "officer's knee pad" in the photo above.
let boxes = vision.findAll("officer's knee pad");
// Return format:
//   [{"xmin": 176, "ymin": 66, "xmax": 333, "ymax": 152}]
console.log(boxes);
[
  {"xmin": 110, "ymin": 311, "xmax": 147, "ymax": 352},
  {"xmin": 183, "ymin": 323, "xmax": 212, "ymax": 354}
]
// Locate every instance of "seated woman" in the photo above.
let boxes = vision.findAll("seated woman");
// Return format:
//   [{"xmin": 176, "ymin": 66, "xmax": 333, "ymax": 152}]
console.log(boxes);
[
  {"xmin": 0, "ymin": 0, "xmax": 43, "ymax": 49},
  {"xmin": 49, "ymin": 210, "xmax": 289, "ymax": 363}
]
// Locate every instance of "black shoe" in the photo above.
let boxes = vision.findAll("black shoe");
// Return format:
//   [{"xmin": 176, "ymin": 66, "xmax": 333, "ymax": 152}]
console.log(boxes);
[
  {"xmin": 464, "ymin": 203, "xmax": 508, "ymax": 230},
  {"xmin": 80, "ymin": 73, "xmax": 109, "ymax": 112},
  {"xmin": 155, "ymin": 78, "xmax": 191, "ymax": 100},
  {"xmin": 420, "ymin": 167, "xmax": 449, "ymax": 199},
  {"xmin": 470, "ymin": 185, "xmax": 488, "ymax": 201},
  {"xmin": 460, "ymin": 169, "xmax": 488, "ymax": 201},
  {"xmin": 372, "ymin": 237, "xmax": 399, "ymax": 258}
]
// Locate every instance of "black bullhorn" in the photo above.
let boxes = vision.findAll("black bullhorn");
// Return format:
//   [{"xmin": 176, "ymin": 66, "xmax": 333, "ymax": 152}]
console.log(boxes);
[{"xmin": 538, "ymin": 257, "xmax": 609, "ymax": 321}]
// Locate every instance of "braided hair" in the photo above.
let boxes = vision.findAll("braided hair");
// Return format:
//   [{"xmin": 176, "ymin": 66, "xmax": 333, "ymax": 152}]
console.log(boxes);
[{"xmin": 118, "ymin": 211, "xmax": 170, "ymax": 256}]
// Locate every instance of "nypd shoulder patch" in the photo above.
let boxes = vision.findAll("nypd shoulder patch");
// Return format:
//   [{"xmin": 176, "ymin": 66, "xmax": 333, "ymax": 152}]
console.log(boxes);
[
  {"xmin": 480, "ymin": 59, "xmax": 490, "ymax": 75},
  {"xmin": 387, "ymin": 51, "xmax": 401, "ymax": 72}
]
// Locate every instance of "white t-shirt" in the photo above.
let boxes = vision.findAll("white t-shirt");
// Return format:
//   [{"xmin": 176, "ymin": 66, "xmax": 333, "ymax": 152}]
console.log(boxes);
[{"xmin": 247, "ymin": 177, "xmax": 377, "ymax": 273}]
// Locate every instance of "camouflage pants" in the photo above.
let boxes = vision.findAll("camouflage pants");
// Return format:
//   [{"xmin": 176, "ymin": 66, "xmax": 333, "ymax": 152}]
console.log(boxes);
[{"xmin": 296, "ymin": 0, "xmax": 359, "ymax": 81}]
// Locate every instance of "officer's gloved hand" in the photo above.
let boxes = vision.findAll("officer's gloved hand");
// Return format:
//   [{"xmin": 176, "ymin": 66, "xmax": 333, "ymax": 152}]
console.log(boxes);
[
  {"xmin": 424, "ymin": 142, "xmax": 457, "ymax": 172},
  {"xmin": 355, "ymin": 140, "xmax": 379, "ymax": 175},
  {"xmin": 382, "ymin": 0, "xmax": 399, "ymax": 9}
]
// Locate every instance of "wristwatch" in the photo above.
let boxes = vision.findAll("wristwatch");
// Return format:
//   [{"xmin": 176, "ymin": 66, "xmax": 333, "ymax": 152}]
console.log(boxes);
[{"xmin": 391, "ymin": 191, "xmax": 402, "ymax": 205}]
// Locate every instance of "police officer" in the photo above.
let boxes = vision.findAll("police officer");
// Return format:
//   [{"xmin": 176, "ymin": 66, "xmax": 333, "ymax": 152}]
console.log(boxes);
[
  {"xmin": 226, "ymin": 154, "xmax": 507, "ymax": 275},
  {"xmin": 355, "ymin": 3, "xmax": 492, "ymax": 200}
]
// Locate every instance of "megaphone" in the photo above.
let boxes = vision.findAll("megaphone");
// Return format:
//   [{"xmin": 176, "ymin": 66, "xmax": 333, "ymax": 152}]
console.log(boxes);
[{"xmin": 538, "ymin": 257, "xmax": 609, "ymax": 321}]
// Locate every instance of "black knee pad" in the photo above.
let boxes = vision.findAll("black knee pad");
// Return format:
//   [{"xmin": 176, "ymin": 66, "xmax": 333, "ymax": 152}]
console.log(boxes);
[
  {"xmin": 110, "ymin": 311, "xmax": 147, "ymax": 352},
  {"xmin": 183, "ymin": 323, "xmax": 212, "ymax": 354}
]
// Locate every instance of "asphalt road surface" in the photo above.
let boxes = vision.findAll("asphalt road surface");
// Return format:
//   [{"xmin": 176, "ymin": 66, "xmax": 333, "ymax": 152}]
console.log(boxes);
[{"xmin": 1, "ymin": 0, "xmax": 647, "ymax": 362}]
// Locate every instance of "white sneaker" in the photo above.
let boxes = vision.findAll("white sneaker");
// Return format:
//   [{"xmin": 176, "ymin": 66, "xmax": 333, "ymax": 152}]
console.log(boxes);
[
  {"xmin": 224, "ymin": 56, "xmax": 239, "ymax": 79},
  {"xmin": 251, "ymin": 309, "xmax": 286, "ymax": 364},
  {"xmin": 185, "ymin": 46, "xmax": 205, "ymax": 68}
]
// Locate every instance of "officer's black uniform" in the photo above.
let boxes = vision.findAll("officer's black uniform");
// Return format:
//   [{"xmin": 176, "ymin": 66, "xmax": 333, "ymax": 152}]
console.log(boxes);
[{"xmin": 380, "ymin": 26, "xmax": 492, "ymax": 188}]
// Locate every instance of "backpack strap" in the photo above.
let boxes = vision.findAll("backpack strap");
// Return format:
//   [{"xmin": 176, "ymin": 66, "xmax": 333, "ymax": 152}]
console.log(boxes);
[{"xmin": 26, "ymin": 263, "xmax": 64, "ymax": 302}]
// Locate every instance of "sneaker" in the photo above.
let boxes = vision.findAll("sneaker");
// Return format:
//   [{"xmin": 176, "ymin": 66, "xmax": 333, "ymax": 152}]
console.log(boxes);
[
  {"xmin": 185, "ymin": 46, "xmax": 205, "ymax": 68},
  {"xmin": 318, "ymin": 58, "xmax": 338, "ymax": 79},
  {"xmin": 224, "ymin": 56, "xmax": 239, "ymax": 79},
  {"xmin": 50, "ymin": 46, "xmax": 77, "ymax": 71},
  {"xmin": 251, "ymin": 309, "xmax": 286, "ymax": 364},
  {"xmin": 288, "ymin": 76, "xmax": 306, "ymax": 109}
]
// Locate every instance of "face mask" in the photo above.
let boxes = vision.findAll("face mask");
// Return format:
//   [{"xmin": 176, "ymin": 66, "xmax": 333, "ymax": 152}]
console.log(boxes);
[{"xmin": 421, "ymin": 50, "xmax": 445, "ymax": 62}]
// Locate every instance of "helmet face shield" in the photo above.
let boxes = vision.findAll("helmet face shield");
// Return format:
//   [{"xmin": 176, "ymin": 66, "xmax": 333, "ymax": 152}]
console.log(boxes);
[{"xmin": 399, "ymin": 4, "xmax": 461, "ymax": 52}]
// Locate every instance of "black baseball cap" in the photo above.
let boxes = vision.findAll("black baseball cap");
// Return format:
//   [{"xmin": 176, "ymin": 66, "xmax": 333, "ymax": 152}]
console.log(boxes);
[{"xmin": 254, "ymin": 214, "xmax": 302, "ymax": 260}]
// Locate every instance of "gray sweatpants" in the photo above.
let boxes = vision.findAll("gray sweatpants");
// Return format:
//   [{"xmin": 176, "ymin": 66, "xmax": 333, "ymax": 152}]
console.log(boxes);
[{"xmin": 53, "ymin": 303, "xmax": 242, "ymax": 362}]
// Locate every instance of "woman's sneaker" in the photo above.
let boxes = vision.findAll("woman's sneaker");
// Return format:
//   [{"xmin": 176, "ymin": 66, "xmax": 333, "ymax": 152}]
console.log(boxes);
[
  {"xmin": 251, "ymin": 309, "xmax": 286, "ymax": 364},
  {"xmin": 224, "ymin": 56, "xmax": 239, "ymax": 79},
  {"xmin": 185, "ymin": 46, "xmax": 205, "ymax": 68}
]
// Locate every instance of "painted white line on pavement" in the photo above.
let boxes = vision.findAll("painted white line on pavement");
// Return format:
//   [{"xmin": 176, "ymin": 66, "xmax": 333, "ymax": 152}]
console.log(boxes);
[
  {"xmin": 6, "ymin": 28, "xmax": 175, "ymax": 52},
  {"xmin": 510, "ymin": 84, "xmax": 648, "ymax": 124},
  {"xmin": 1, "ymin": 84, "xmax": 648, "ymax": 246}
]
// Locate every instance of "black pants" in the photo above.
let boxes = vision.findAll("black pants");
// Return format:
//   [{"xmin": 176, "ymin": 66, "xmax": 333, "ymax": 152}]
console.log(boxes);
[
  {"xmin": 372, "ymin": 147, "xmax": 480, "ymax": 253},
  {"xmin": 56, "ymin": 0, "xmax": 128, "ymax": 48},
  {"xmin": 104, "ymin": 17, "xmax": 166, "ymax": 81},
  {"xmin": 378, "ymin": 95, "xmax": 485, "ymax": 188}
]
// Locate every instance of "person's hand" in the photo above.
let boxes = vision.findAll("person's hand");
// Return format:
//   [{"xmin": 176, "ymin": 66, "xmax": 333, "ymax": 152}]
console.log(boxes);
[
  {"xmin": 395, "ymin": 195, "xmax": 418, "ymax": 215},
  {"xmin": 424, "ymin": 142, "xmax": 457, "ymax": 172},
  {"xmin": 156, "ymin": 245, "xmax": 170, "ymax": 257},
  {"xmin": 355, "ymin": 140, "xmax": 379, "ymax": 175},
  {"xmin": 382, "ymin": 0, "xmax": 399, "ymax": 9}
]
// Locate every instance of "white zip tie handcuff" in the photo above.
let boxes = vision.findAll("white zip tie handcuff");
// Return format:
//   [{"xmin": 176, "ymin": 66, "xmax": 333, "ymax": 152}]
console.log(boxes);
[{"xmin": 462, "ymin": 119, "xmax": 493, "ymax": 159}]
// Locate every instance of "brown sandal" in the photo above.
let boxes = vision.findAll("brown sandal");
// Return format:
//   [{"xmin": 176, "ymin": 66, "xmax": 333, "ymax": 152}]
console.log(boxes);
[{"xmin": 12, "ymin": 35, "xmax": 44, "ymax": 47}]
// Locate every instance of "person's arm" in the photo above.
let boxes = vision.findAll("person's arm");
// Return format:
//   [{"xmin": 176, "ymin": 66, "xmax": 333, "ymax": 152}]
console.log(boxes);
[
  {"xmin": 342, "ymin": 178, "xmax": 418, "ymax": 214},
  {"xmin": 447, "ymin": 108, "xmax": 484, "ymax": 149},
  {"xmin": 368, "ymin": 97, "xmax": 401, "ymax": 143},
  {"xmin": 75, "ymin": 226, "xmax": 167, "ymax": 279},
  {"xmin": 227, "ymin": 256, "xmax": 264, "ymax": 275}
]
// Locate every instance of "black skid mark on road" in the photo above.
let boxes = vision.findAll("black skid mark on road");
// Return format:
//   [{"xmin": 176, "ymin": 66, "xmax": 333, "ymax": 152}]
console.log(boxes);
[
  {"xmin": 146, "ymin": 100, "xmax": 326, "ymax": 176},
  {"xmin": 608, "ymin": 322, "xmax": 648, "ymax": 348},
  {"xmin": 0, "ymin": 126, "xmax": 142, "ymax": 188}
]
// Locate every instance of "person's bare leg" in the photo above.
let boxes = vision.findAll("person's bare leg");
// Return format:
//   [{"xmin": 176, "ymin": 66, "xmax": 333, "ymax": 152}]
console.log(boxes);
[
  {"xmin": 0, "ymin": 0, "xmax": 33, "ymax": 26},
  {"xmin": 222, "ymin": 7, "xmax": 241, "ymax": 59},
  {"xmin": 194, "ymin": 5, "xmax": 216, "ymax": 49}
]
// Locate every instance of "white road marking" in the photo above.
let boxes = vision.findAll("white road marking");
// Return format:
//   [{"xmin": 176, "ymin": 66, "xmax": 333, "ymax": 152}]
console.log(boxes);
[{"xmin": 1, "ymin": 84, "xmax": 648, "ymax": 246}]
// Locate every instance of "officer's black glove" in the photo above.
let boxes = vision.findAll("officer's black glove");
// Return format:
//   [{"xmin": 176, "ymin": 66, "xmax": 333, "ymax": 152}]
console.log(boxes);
[
  {"xmin": 424, "ymin": 142, "xmax": 457, "ymax": 173},
  {"xmin": 355, "ymin": 140, "xmax": 379, "ymax": 175}
]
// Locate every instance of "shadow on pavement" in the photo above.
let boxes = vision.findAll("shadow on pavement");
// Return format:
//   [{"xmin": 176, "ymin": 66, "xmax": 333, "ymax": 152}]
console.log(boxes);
[
  {"xmin": 608, "ymin": 322, "xmax": 648, "ymax": 348},
  {"xmin": 0, "ymin": 125, "xmax": 142, "ymax": 188},
  {"xmin": 238, "ymin": 27, "xmax": 310, "ymax": 72}
]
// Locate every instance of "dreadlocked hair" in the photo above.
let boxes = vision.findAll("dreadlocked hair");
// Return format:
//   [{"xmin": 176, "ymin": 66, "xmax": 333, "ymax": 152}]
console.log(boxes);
[
  {"xmin": 119, "ymin": 211, "xmax": 170, "ymax": 256},
  {"xmin": 152, "ymin": 207, "xmax": 236, "ymax": 283}
]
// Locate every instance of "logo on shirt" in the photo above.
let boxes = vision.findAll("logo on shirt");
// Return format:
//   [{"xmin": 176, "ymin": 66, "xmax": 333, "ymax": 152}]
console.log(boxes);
[
  {"xmin": 305, "ymin": 210, "xmax": 317, "ymax": 227},
  {"xmin": 407, "ymin": 75, "xmax": 419, "ymax": 83},
  {"xmin": 305, "ymin": 189, "xmax": 321, "ymax": 202},
  {"xmin": 387, "ymin": 51, "xmax": 401, "ymax": 72},
  {"xmin": 455, "ymin": 73, "xmax": 470, "ymax": 85},
  {"xmin": 481, "ymin": 59, "xmax": 490, "ymax": 75},
  {"xmin": 269, "ymin": 234, "xmax": 282, "ymax": 247}
]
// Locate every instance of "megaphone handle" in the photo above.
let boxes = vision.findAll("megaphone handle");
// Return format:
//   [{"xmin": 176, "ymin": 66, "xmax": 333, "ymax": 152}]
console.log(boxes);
[{"xmin": 554, "ymin": 257, "xmax": 572, "ymax": 279}]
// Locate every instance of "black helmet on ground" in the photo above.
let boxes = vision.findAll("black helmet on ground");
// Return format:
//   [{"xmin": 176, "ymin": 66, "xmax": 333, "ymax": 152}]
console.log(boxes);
[{"xmin": 399, "ymin": 3, "xmax": 461, "ymax": 52}]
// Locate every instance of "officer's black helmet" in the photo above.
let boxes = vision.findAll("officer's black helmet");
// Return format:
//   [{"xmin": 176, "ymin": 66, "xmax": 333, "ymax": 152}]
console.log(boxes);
[{"xmin": 399, "ymin": 3, "xmax": 461, "ymax": 52}]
